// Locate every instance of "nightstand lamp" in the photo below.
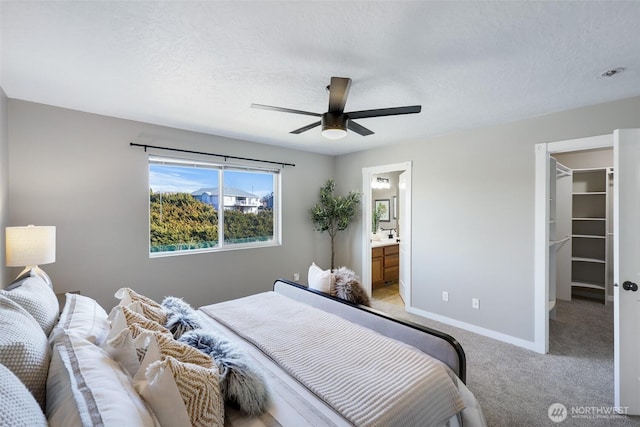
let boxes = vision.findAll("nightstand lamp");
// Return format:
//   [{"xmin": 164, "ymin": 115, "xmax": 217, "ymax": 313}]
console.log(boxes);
[{"xmin": 6, "ymin": 225, "xmax": 56, "ymax": 288}]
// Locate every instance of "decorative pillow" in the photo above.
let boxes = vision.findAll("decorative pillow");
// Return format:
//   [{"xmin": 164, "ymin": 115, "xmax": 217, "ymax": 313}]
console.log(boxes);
[
  {"xmin": 108, "ymin": 305, "xmax": 170, "ymax": 341},
  {"xmin": 0, "ymin": 296, "xmax": 50, "ymax": 408},
  {"xmin": 1, "ymin": 276, "xmax": 59, "ymax": 336},
  {"xmin": 180, "ymin": 329, "xmax": 271, "ymax": 415},
  {"xmin": 165, "ymin": 311, "xmax": 202, "ymax": 339},
  {"xmin": 115, "ymin": 287, "xmax": 163, "ymax": 309},
  {"xmin": 114, "ymin": 287, "xmax": 167, "ymax": 324},
  {"xmin": 333, "ymin": 266, "xmax": 370, "ymax": 306},
  {"xmin": 161, "ymin": 296, "xmax": 195, "ymax": 316},
  {"xmin": 307, "ymin": 262, "xmax": 335, "ymax": 294},
  {"xmin": 0, "ymin": 363, "xmax": 47, "ymax": 427},
  {"xmin": 46, "ymin": 332, "xmax": 158, "ymax": 427},
  {"xmin": 162, "ymin": 296, "xmax": 202, "ymax": 339},
  {"xmin": 142, "ymin": 327, "xmax": 214, "ymax": 368},
  {"xmin": 136, "ymin": 355, "xmax": 224, "ymax": 427},
  {"xmin": 102, "ymin": 325, "xmax": 154, "ymax": 377},
  {"xmin": 49, "ymin": 293, "xmax": 110, "ymax": 346}
]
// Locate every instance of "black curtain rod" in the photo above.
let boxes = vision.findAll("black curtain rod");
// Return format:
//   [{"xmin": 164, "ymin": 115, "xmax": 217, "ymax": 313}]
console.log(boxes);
[{"xmin": 130, "ymin": 143, "xmax": 296, "ymax": 168}]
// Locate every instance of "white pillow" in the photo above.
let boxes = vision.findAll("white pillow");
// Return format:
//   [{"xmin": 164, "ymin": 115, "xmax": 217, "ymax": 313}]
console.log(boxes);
[
  {"xmin": 1, "ymin": 276, "xmax": 59, "ymax": 336},
  {"xmin": 0, "ymin": 363, "xmax": 47, "ymax": 426},
  {"xmin": 0, "ymin": 296, "xmax": 50, "ymax": 408},
  {"xmin": 102, "ymin": 326, "xmax": 150, "ymax": 377},
  {"xmin": 308, "ymin": 262, "xmax": 335, "ymax": 294},
  {"xmin": 46, "ymin": 332, "xmax": 159, "ymax": 427},
  {"xmin": 49, "ymin": 293, "xmax": 110, "ymax": 346},
  {"xmin": 134, "ymin": 335, "xmax": 224, "ymax": 427},
  {"xmin": 112, "ymin": 287, "xmax": 167, "ymax": 325}
]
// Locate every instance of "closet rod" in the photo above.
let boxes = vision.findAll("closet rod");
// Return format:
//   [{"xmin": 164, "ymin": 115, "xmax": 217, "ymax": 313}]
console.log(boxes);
[
  {"xmin": 130, "ymin": 143, "xmax": 296, "ymax": 168},
  {"xmin": 555, "ymin": 161, "xmax": 571, "ymax": 177},
  {"xmin": 551, "ymin": 235, "xmax": 571, "ymax": 246}
]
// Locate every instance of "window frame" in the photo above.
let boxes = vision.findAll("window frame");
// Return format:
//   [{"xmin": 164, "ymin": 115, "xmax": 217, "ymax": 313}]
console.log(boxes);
[{"xmin": 148, "ymin": 155, "xmax": 282, "ymax": 258}]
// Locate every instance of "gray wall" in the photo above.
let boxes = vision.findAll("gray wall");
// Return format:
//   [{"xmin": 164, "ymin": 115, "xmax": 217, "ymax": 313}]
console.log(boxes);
[
  {"xmin": 5, "ymin": 95, "xmax": 640, "ymax": 345},
  {"xmin": 0, "ymin": 88, "xmax": 8, "ymax": 287},
  {"xmin": 7, "ymin": 100, "xmax": 334, "ymax": 308},
  {"xmin": 334, "ymin": 96, "xmax": 640, "ymax": 343}
]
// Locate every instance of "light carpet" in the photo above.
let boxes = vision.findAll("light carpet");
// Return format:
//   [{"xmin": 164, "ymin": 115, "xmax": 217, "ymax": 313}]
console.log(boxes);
[{"xmin": 370, "ymin": 286, "xmax": 639, "ymax": 426}]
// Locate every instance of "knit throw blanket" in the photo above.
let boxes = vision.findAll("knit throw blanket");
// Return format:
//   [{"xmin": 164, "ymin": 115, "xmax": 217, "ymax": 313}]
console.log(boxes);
[{"xmin": 201, "ymin": 292, "xmax": 465, "ymax": 426}]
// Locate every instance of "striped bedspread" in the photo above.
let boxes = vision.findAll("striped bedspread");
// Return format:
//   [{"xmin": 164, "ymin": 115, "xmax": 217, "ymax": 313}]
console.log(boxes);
[{"xmin": 201, "ymin": 292, "xmax": 465, "ymax": 427}]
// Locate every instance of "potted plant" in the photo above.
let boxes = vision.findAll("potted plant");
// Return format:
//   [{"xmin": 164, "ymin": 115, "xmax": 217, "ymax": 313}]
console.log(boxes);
[{"xmin": 310, "ymin": 179, "xmax": 361, "ymax": 270}]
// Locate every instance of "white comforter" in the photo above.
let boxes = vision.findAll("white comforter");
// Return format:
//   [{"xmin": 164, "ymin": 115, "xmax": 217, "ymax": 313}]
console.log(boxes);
[{"xmin": 201, "ymin": 292, "xmax": 466, "ymax": 427}]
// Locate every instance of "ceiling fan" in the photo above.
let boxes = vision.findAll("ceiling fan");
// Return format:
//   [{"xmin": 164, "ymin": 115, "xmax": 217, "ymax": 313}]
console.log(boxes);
[{"xmin": 251, "ymin": 77, "xmax": 421, "ymax": 140}]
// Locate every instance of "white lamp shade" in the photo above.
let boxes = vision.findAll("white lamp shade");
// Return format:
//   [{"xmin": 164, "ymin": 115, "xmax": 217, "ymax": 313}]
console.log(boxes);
[{"xmin": 6, "ymin": 225, "xmax": 56, "ymax": 267}]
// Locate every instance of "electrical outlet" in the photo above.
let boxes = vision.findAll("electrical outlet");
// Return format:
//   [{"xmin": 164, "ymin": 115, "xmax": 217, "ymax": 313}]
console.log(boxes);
[
  {"xmin": 442, "ymin": 291, "xmax": 449, "ymax": 302},
  {"xmin": 293, "ymin": 272, "xmax": 300, "ymax": 281},
  {"xmin": 472, "ymin": 298, "xmax": 480, "ymax": 309}
]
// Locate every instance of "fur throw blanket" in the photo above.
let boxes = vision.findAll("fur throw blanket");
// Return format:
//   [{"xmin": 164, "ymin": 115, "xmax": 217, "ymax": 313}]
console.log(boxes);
[
  {"xmin": 179, "ymin": 329, "xmax": 271, "ymax": 416},
  {"xmin": 333, "ymin": 267, "xmax": 370, "ymax": 306}
]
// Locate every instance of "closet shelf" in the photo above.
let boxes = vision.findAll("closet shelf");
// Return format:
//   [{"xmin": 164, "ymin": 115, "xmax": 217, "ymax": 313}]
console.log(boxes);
[
  {"xmin": 563, "ymin": 166, "xmax": 611, "ymax": 305},
  {"xmin": 571, "ymin": 281, "xmax": 606, "ymax": 290},
  {"xmin": 573, "ymin": 192, "xmax": 606, "ymax": 195},
  {"xmin": 572, "ymin": 256, "xmax": 605, "ymax": 264}
]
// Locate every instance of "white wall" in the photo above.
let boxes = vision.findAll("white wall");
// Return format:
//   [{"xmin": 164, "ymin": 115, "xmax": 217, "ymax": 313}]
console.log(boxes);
[
  {"xmin": 0, "ymin": 88, "xmax": 9, "ymax": 287},
  {"xmin": 7, "ymin": 100, "xmax": 334, "ymax": 308},
  {"xmin": 334, "ymin": 96, "xmax": 640, "ymax": 344}
]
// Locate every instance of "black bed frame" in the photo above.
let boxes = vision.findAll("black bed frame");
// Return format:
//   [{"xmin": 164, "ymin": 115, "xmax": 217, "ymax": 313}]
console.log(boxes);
[{"xmin": 272, "ymin": 279, "xmax": 466, "ymax": 383}]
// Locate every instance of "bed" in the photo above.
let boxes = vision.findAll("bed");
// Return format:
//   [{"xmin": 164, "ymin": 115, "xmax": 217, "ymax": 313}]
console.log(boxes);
[{"xmin": 0, "ymin": 275, "xmax": 486, "ymax": 427}]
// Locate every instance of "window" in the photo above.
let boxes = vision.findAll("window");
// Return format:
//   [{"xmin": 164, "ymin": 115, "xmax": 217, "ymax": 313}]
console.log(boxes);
[{"xmin": 148, "ymin": 156, "xmax": 280, "ymax": 256}]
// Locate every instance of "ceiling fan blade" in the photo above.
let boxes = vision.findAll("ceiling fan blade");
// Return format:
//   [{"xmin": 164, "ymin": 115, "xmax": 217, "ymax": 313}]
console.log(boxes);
[
  {"xmin": 327, "ymin": 77, "xmax": 351, "ymax": 114},
  {"xmin": 290, "ymin": 121, "xmax": 321, "ymax": 134},
  {"xmin": 251, "ymin": 103, "xmax": 321, "ymax": 117},
  {"xmin": 346, "ymin": 105, "xmax": 422, "ymax": 120},
  {"xmin": 347, "ymin": 120, "xmax": 374, "ymax": 136}
]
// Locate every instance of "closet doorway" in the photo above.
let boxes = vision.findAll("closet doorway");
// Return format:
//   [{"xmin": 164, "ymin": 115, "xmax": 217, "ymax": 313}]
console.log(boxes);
[
  {"xmin": 535, "ymin": 130, "xmax": 640, "ymax": 412},
  {"xmin": 361, "ymin": 162, "xmax": 412, "ymax": 308},
  {"xmin": 534, "ymin": 134, "xmax": 613, "ymax": 354}
]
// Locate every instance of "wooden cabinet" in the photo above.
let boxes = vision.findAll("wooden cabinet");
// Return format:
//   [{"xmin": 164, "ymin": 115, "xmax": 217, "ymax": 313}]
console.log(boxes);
[
  {"xmin": 372, "ymin": 244, "xmax": 399, "ymax": 288},
  {"xmin": 372, "ymin": 247, "xmax": 384, "ymax": 287},
  {"xmin": 383, "ymin": 244, "xmax": 399, "ymax": 283}
]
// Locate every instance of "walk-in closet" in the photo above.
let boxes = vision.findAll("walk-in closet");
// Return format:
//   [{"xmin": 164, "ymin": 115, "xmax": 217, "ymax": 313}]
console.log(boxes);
[{"xmin": 549, "ymin": 148, "xmax": 614, "ymax": 311}]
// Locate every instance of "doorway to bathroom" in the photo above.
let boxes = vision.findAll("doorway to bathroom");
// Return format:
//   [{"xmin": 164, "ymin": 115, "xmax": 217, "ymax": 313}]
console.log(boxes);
[{"xmin": 361, "ymin": 162, "xmax": 412, "ymax": 310}]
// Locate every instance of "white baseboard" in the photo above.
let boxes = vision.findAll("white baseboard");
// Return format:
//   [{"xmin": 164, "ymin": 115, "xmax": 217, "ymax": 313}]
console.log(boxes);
[{"xmin": 405, "ymin": 306, "xmax": 537, "ymax": 352}]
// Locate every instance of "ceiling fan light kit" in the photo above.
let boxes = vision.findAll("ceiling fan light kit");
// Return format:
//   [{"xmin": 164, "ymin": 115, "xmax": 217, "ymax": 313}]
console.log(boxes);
[
  {"xmin": 251, "ymin": 77, "xmax": 422, "ymax": 140},
  {"xmin": 321, "ymin": 112, "xmax": 348, "ymax": 140}
]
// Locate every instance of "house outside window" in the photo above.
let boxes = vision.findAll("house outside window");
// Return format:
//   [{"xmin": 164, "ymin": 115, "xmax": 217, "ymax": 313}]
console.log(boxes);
[
  {"xmin": 192, "ymin": 187, "xmax": 262, "ymax": 213},
  {"xmin": 148, "ymin": 156, "xmax": 280, "ymax": 256}
]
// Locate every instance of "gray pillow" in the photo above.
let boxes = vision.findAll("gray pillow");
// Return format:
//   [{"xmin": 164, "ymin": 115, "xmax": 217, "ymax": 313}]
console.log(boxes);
[
  {"xmin": 179, "ymin": 329, "xmax": 270, "ymax": 416},
  {"xmin": 1, "ymin": 276, "xmax": 59, "ymax": 336},
  {"xmin": 0, "ymin": 296, "xmax": 50, "ymax": 408},
  {"xmin": 0, "ymin": 363, "xmax": 47, "ymax": 426},
  {"xmin": 333, "ymin": 266, "xmax": 370, "ymax": 306}
]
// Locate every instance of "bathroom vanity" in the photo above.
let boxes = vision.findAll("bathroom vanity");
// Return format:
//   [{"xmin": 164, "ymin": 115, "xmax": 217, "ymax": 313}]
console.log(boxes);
[{"xmin": 371, "ymin": 241, "xmax": 399, "ymax": 288}]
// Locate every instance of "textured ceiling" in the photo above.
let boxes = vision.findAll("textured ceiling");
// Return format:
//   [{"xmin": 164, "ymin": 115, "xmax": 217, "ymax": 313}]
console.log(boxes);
[{"xmin": 1, "ymin": 1, "xmax": 639, "ymax": 155}]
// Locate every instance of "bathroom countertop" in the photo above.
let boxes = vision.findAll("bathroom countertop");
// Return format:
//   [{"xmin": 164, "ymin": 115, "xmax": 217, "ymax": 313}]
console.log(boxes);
[{"xmin": 371, "ymin": 239, "xmax": 399, "ymax": 248}]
